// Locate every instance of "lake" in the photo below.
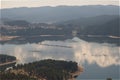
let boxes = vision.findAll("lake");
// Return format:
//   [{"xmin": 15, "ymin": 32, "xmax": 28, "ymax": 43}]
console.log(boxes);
[{"xmin": 0, "ymin": 37, "xmax": 119, "ymax": 79}]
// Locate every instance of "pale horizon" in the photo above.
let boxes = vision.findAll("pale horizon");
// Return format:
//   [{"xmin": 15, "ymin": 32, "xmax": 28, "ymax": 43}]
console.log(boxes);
[{"xmin": 1, "ymin": 0, "xmax": 119, "ymax": 9}]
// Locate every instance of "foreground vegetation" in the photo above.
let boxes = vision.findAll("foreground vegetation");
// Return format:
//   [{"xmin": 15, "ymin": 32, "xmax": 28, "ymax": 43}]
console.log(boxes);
[
  {"xmin": 0, "ymin": 54, "xmax": 16, "ymax": 64},
  {"xmin": 0, "ymin": 56, "xmax": 80, "ymax": 80},
  {"xmin": 0, "ymin": 54, "xmax": 16, "ymax": 71}
]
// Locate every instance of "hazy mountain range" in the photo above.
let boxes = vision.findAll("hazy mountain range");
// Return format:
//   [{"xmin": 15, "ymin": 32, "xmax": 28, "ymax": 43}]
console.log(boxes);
[
  {"xmin": 56, "ymin": 15, "xmax": 120, "ymax": 36},
  {"xmin": 1, "ymin": 5, "xmax": 119, "ymax": 23},
  {"xmin": 0, "ymin": 5, "xmax": 119, "ymax": 40},
  {"xmin": 1, "ymin": 15, "xmax": 120, "ymax": 37}
]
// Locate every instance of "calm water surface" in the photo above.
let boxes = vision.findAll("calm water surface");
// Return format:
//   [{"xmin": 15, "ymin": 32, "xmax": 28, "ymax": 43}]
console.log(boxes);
[{"xmin": 0, "ymin": 37, "xmax": 119, "ymax": 79}]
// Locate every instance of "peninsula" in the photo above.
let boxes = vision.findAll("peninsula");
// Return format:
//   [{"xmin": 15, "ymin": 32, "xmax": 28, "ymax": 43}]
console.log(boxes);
[{"xmin": 0, "ymin": 54, "xmax": 83, "ymax": 80}]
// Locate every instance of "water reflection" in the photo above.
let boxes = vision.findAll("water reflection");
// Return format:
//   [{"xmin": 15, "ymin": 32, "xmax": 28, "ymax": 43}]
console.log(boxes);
[
  {"xmin": 0, "ymin": 37, "xmax": 119, "ymax": 68},
  {"xmin": 72, "ymin": 37, "xmax": 119, "ymax": 67}
]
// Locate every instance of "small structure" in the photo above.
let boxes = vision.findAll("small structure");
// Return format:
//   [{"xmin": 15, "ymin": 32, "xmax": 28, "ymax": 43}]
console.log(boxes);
[{"xmin": 72, "ymin": 30, "xmax": 77, "ymax": 36}]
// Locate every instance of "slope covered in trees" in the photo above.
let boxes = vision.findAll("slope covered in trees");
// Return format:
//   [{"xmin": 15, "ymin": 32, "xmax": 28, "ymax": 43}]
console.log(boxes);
[
  {"xmin": 0, "ymin": 54, "xmax": 17, "ymax": 71},
  {"xmin": 0, "ymin": 59, "xmax": 80, "ymax": 80},
  {"xmin": 81, "ymin": 17, "xmax": 120, "ymax": 36},
  {"xmin": 0, "ymin": 54, "xmax": 16, "ymax": 64},
  {"xmin": 3, "ymin": 20, "xmax": 30, "ymax": 27},
  {"xmin": 56, "ymin": 15, "xmax": 120, "ymax": 36}
]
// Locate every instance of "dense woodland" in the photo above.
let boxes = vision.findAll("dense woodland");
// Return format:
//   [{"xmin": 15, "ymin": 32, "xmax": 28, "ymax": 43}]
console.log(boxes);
[
  {"xmin": 0, "ymin": 57, "xmax": 79, "ymax": 80},
  {"xmin": 0, "ymin": 54, "xmax": 16, "ymax": 64},
  {"xmin": 0, "ymin": 54, "xmax": 16, "ymax": 71}
]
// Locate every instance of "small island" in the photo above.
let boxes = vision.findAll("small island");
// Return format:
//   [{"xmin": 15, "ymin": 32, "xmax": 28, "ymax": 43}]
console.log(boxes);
[{"xmin": 0, "ymin": 54, "xmax": 82, "ymax": 80}]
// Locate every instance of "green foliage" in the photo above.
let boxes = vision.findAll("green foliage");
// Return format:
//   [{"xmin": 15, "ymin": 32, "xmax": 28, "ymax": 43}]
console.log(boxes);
[
  {"xmin": 4, "ymin": 20, "xmax": 29, "ymax": 27},
  {"xmin": 0, "ymin": 54, "xmax": 16, "ymax": 63},
  {"xmin": 12, "ymin": 59, "xmax": 78, "ymax": 80},
  {"xmin": 0, "ymin": 72, "xmax": 37, "ymax": 80},
  {"xmin": 0, "ymin": 54, "xmax": 16, "ymax": 71}
]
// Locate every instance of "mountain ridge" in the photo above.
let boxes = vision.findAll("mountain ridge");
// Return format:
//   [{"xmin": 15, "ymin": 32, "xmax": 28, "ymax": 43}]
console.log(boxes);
[{"xmin": 1, "ymin": 5, "xmax": 119, "ymax": 23}]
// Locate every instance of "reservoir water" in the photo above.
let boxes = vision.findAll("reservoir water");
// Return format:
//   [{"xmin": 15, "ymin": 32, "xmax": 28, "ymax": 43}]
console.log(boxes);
[{"xmin": 0, "ymin": 37, "xmax": 119, "ymax": 79}]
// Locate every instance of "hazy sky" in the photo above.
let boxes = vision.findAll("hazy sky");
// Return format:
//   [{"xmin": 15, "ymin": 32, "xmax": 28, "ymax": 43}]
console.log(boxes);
[{"xmin": 1, "ymin": 0, "xmax": 119, "ymax": 9}]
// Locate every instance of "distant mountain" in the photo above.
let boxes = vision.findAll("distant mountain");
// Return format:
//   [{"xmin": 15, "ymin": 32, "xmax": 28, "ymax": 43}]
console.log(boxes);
[
  {"xmin": 56, "ymin": 15, "xmax": 120, "ymax": 36},
  {"xmin": 82, "ymin": 17, "xmax": 120, "ymax": 36},
  {"xmin": 56, "ymin": 15, "xmax": 118, "ymax": 28},
  {"xmin": 1, "ymin": 5, "xmax": 119, "ymax": 23}
]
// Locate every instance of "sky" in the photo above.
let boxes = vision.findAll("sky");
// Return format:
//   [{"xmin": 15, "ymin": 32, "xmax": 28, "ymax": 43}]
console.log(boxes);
[{"xmin": 1, "ymin": 0, "xmax": 119, "ymax": 9}]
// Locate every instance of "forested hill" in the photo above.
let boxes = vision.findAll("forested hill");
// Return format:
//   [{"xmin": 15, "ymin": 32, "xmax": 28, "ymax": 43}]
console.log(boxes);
[
  {"xmin": 0, "ymin": 54, "xmax": 17, "ymax": 72},
  {"xmin": 56, "ymin": 15, "xmax": 120, "ymax": 36},
  {"xmin": 3, "ymin": 20, "xmax": 30, "ymax": 27},
  {"xmin": 80, "ymin": 17, "xmax": 120, "ymax": 36},
  {"xmin": 0, "ymin": 54, "xmax": 16, "ymax": 64},
  {"xmin": 0, "ymin": 59, "xmax": 81, "ymax": 80}
]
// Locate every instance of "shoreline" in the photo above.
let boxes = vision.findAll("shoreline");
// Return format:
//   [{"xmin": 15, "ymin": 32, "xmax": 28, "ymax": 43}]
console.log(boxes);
[{"xmin": 69, "ymin": 66, "xmax": 84, "ymax": 80}]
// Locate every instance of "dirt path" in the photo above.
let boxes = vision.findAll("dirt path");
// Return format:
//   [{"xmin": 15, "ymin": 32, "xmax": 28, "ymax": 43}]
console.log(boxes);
[{"xmin": 0, "ymin": 60, "xmax": 18, "ymax": 66}]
